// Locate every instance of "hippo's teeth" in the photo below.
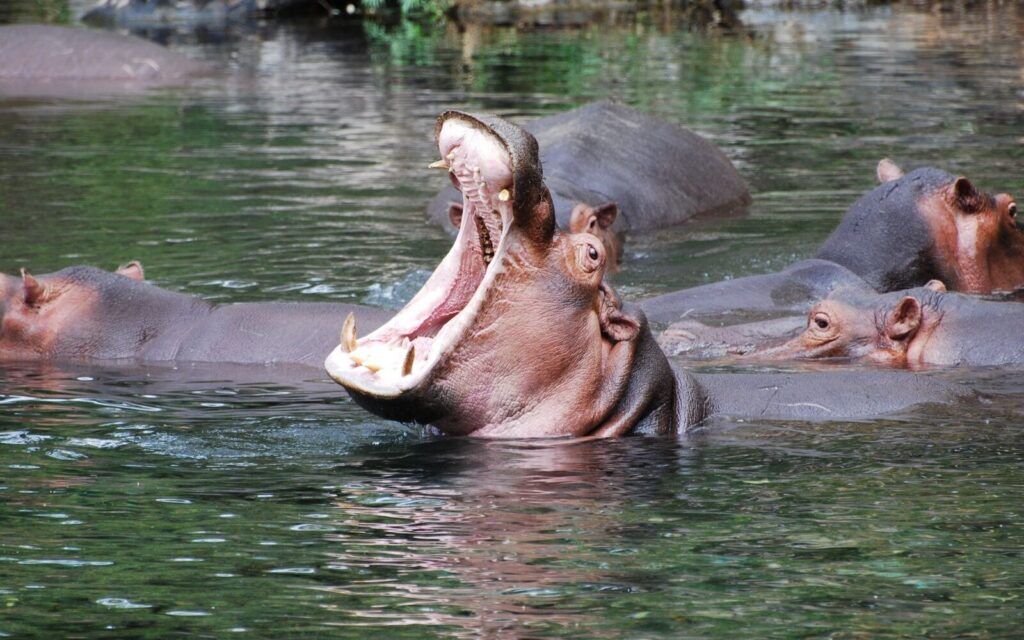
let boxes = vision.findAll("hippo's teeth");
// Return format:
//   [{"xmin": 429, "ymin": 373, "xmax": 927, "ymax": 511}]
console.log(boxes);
[
  {"xmin": 475, "ymin": 215, "xmax": 494, "ymax": 266},
  {"xmin": 402, "ymin": 345, "xmax": 416, "ymax": 376},
  {"xmin": 428, "ymin": 159, "xmax": 449, "ymax": 169},
  {"xmin": 341, "ymin": 312, "xmax": 357, "ymax": 352},
  {"xmin": 446, "ymin": 151, "xmax": 456, "ymax": 161},
  {"xmin": 498, "ymin": 189, "xmax": 510, "ymax": 202}
]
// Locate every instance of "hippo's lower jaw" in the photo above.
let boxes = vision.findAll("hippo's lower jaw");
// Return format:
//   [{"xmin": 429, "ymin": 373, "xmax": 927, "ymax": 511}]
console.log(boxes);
[{"xmin": 325, "ymin": 115, "xmax": 515, "ymax": 408}]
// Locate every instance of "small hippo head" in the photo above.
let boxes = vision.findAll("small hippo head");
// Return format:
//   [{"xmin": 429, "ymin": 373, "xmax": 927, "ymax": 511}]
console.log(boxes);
[
  {"xmin": 817, "ymin": 160, "xmax": 1024, "ymax": 294},
  {"xmin": 326, "ymin": 112, "xmax": 671, "ymax": 437},
  {"xmin": 0, "ymin": 262, "xmax": 164, "ymax": 362},
  {"xmin": 754, "ymin": 281, "xmax": 946, "ymax": 366},
  {"xmin": 568, "ymin": 201, "xmax": 622, "ymax": 272}
]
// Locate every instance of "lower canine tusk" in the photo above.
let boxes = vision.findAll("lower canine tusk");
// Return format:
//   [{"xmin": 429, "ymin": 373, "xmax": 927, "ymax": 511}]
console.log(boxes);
[
  {"xmin": 428, "ymin": 159, "xmax": 449, "ymax": 169},
  {"xmin": 341, "ymin": 313, "xmax": 357, "ymax": 352}
]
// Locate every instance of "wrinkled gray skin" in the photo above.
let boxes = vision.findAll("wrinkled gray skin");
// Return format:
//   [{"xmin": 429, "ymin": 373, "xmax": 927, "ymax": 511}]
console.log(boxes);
[
  {"xmin": 640, "ymin": 258, "xmax": 875, "ymax": 325},
  {"xmin": 0, "ymin": 25, "xmax": 215, "ymax": 93},
  {"xmin": 0, "ymin": 265, "xmax": 389, "ymax": 370},
  {"xmin": 426, "ymin": 101, "xmax": 751, "ymax": 235},
  {"xmin": 861, "ymin": 289, "xmax": 1024, "ymax": 367}
]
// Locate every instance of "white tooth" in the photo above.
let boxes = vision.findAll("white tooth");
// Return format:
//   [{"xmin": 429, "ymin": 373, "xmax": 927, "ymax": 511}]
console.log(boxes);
[
  {"xmin": 341, "ymin": 313, "xmax": 357, "ymax": 352},
  {"xmin": 446, "ymin": 151, "xmax": 456, "ymax": 161},
  {"xmin": 498, "ymin": 189, "xmax": 510, "ymax": 202},
  {"xmin": 428, "ymin": 159, "xmax": 449, "ymax": 169}
]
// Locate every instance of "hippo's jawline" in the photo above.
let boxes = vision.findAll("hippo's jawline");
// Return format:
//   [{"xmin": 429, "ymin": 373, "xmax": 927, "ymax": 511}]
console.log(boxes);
[{"xmin": 325, "ymin": 118, "xmax": 514, "ymax": 397}]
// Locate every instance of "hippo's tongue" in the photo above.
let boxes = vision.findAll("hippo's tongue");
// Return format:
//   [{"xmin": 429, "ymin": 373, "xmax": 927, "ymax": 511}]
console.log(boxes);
[{"xmin": 325, "ymin": 111, "xmax": 529, "ymax": 397}]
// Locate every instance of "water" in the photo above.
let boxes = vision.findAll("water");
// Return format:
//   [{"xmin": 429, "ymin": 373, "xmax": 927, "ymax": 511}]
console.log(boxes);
[{"xmin": 2, "ymin": 5, "xmax": 1024, "ymax": 637}]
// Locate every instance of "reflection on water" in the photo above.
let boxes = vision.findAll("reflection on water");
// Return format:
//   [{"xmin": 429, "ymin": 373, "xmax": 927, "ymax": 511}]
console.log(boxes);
[{"xmin": 2, "ymin": 5, "xmax": 1024, "ymax": 638}]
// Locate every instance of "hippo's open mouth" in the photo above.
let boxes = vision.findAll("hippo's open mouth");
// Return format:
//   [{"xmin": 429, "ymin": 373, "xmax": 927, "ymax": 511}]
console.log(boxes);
[{"xmin": 324, "ymin": 114, "xmax": 515, "ymax": 398}]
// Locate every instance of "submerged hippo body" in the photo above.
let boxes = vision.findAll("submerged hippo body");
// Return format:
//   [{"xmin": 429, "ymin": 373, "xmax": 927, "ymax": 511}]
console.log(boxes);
[
  {"xmin": 642, "ymin": 160, "xmax": 1024, "ymax": 325},
  {"xmin": 325, "ymin": 112, "xmax": 964, "ymax": 438},
  {"xmin": 0, "ymin": 263, "xmax": 389, "ymax": 369},
  {"xmin": 426, "ymin": 101, "xmax": 751, "ymax": 236},
  {"xmin": 640, "ymin": 259, "xmax": 875, "ymax": 325},
  {"xmin": 0, "ymin": 25, "xmax": 215, "ymax": 91}
]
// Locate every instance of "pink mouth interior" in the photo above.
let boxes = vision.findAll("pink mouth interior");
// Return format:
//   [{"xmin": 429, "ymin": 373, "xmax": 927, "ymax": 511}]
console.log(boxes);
[{"xmin": 336, "ymin": 119, "xmax": 513, "ymax": 381}]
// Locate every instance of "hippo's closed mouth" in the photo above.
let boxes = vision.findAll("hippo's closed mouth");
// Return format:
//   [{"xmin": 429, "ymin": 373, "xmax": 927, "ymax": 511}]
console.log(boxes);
[{"xmin": 324, "ymin": 115, "xmax": 514, "ymax": 397}]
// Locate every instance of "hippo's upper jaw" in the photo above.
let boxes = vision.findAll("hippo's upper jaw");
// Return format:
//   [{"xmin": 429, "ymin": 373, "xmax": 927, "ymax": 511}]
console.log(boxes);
[{"xmin": 325, "ymin": 112, "xmax": 551, "ymax": 423}]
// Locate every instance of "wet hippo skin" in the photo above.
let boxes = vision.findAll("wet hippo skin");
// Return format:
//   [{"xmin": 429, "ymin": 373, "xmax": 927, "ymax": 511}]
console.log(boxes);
[
  {"xmin": 324, "ymin": 111, "xmax": 966, "ymax": 438},
  {"xmin": 0, "ymin": 263, "xmax": 390, "ymax": 370},
  {"xmin": 746, "ymin": 283, "xmax": 1024, "ymax": 368},
  {"xmin": 426, "ymin": 101, "xmax": 751, "ymax": 236}
]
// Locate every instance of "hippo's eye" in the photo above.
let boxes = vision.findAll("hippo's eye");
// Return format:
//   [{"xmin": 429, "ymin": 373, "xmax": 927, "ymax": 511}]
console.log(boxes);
[
  {"xmin": 588, "ymin": 245, "xmax": 599, "ymax": 261},
  {"xmin": 812, "ymin": 314, "xmax": 830, "ymax": 331},
  {"xmin": 1009, "ymin": 203, "xmax": 1017, "ymax": 219}
]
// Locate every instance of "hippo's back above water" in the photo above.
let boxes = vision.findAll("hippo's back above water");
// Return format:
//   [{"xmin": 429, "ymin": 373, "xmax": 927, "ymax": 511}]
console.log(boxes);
[
  {"xmin": 0, "ymin": 25, "xmax": 214, "ymax": 84},
  {"xmin": 427, "ymin": 101, "xmax": 750, "ymax": 233}
]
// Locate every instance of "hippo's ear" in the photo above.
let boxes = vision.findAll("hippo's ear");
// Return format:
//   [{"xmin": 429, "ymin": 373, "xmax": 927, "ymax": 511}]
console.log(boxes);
[
  {"xmin": 592, "ymin": 202, "xmax": 619, "ymax": 230},
  {"xmin": 20, "ymin": 269, "xmax": 46, "ymax": 307},
  {"xmin": 948, "ymin": 177, "xmax": 985, "ymax": 213},
  {"xmin": 876, "ymin": 158, "xmax": 904, "ymax": 183},
  {"xmin": 598, "ymin": 283, "xmax": 639, "ymax": 343},
  {"xmin": 884, "ymin": 296, "xmax": 922, "ymax": 342},
  {"xmin": 601, "ymin": 306, "xmax": 640, "ymax": 343},
  {"xmin": 116, "ymin": 261, "xmax": 145, "ymax": 282},
  {"xmin": 447, "ymin": 202, "xmax": 463, "ymax": 229}
]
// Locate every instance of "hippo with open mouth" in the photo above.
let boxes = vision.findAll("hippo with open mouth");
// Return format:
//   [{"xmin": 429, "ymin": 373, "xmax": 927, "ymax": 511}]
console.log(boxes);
[{"xmin": 325, "ymin": 112, "xmax": 964, "ymax": 437}]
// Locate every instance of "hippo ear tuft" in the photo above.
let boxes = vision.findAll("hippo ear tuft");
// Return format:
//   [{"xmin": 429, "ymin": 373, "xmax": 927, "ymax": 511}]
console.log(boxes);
[
  {"xmin": 447, "ymin": 202, "xmax": 463, "ymax": 230},
  {"xmin": 117, "ymin": 261, "xmax": 145, "ymax": 282},
  {"xmin": 20, "ymin": 269, "xmax": 45, "ymax": 307},
  {"xmin": 885, "ymin": 296, "xmax": 922, "ymax": 342},
  {"xmin": 592, "ymin": 202, "xmax": 619, "ymax": 230},
  {"xmin": 876, "ymin": 158, "xmax": 904, "ymax": 183}
]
